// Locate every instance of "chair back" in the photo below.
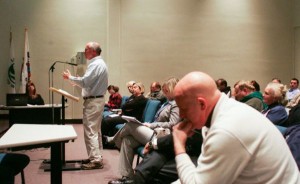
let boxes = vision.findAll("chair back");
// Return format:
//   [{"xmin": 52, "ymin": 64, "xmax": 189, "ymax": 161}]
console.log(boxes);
[
  {"xmin": 121, "ymin": 96, "xmax": 129, "ymax": 107},
  {"xmin": 142, "ymin": 99, "xmax": 161, "ymax": 123}
]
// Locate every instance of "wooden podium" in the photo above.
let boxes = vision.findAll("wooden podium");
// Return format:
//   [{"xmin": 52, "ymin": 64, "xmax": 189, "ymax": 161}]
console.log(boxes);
[
  {"xmin": 49, "ymin": 87, "xmax": 79, "ymax": 102},
  {"xmin": 46, "ymin": 87, "xmax": 82, "ymax": 171},
  {"xmin": 49, "ymin": 87, "xmax": 79, "ymax": 125}
]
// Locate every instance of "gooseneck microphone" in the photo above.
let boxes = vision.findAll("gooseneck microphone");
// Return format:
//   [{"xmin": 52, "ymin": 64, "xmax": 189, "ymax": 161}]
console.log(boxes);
[
  {"xmin": 49, "ymin": 61, "xmax": 77, "ymax": 71},
  {"xmin": 48, "ymin": 60, "xmax": 78, "ymax": 107}
]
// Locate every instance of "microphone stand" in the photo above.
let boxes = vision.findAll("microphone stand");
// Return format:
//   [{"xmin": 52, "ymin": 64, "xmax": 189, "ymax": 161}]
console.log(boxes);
[
  {"xmin": 48, "ymin": 61, "xmax": 78, "ymax": 123},
  {"xmin": 49, "ymin": 62, "xmax": 56, "ymax": 124},
  {"xmin": 46, "ymin": 61, "xmax": 81, "ymax": 171}
]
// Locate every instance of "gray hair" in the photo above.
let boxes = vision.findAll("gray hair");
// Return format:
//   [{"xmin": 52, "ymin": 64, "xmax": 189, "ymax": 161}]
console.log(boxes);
[
  {"xmin": 86, "ymin": 42, "xmax": 102, "ymax": 55},
  {"xmin": 266, "ymin": 82, "xmax": 288, "ymax": 105}
]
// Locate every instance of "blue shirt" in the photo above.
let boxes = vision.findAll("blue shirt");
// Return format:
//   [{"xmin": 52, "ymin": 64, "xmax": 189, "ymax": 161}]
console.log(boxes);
[
  {"xmin": 69, "ymin": 56, "xmax": 108, "ymax": 97},
  {"xmin": 287, "ymin": 88, "xmax": 300, "ymax": 101}
]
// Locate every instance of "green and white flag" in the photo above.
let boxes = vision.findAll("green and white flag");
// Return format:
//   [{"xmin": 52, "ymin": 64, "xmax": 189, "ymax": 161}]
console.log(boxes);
[
  {"xmin": 20, "ymin": 28, "xmax": 30, "ymax": 93},
  {"xmin": 7, "ymin": 30, "xmax": 16, "ymax": 94}
]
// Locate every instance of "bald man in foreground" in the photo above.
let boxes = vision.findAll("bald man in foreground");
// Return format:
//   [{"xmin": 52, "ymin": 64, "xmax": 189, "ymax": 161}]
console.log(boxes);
[{"xmin": 172, "ymin": 72, "xmax": 300, "ymax": 184}]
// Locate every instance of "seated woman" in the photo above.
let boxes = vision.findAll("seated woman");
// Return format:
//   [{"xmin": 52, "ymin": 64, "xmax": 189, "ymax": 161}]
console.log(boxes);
[
  {"xmin": 103, "ymin": 85, "xmax": 122, "ymax": 118},
  {"xmin": 105, "ymin": 85, "xmax": 122, "ymax": 110},
  {"xmin": 26, "ymin": 81, "xmax": 45, "ymax": 105},
  {"xmin": 0, "ymin": 153, "xmax": 30, "ymax": 184},
  {"xmin": 108, "ymin": 77, "xmax": 181, "ymax": 184},
  {"xmin": 262, "ymin": 82, "xmax": 288, "ymax": 125},
  {"xmin": 101, "ymin": 82, "xmax": 147, "ymax": 137}
]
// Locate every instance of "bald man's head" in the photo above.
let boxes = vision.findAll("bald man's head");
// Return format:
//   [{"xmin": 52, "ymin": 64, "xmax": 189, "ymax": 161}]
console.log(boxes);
[
  {"xmin": 85, "ymin": 42, "xmax": 102, "ymax": 60},
  {"xmin": 174, "ymin": 71, "xmax": 221, "ymax": 129}
]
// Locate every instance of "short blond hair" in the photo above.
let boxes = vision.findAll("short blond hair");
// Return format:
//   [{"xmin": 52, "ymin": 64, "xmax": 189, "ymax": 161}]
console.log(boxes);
[
  {"xmin": 134, "ymin": 82, "xmax": 145, "ymax": 94},
  {"xmin": 236, "ymin": 80, "xmax": 255, "ymax": 91},
  {"xmin": 162, "ymin": 77, "xmax": 179, "ymax": 94},
  {"xmin": 126, "ymin": 81, "xmax": 136, "ymax": 87}
]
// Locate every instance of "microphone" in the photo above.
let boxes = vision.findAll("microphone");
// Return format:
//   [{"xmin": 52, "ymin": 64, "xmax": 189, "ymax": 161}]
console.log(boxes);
[
  {"xmin": 55, "ymin": 61, "xmax": 78, "ymax": 66},
  {"xmin": 49, "ymin": 61, "xmax": 77, "ymax": 72},
  {"xmin": 66, "ymin": 62, "xmax": 77, "ymax": 66}
]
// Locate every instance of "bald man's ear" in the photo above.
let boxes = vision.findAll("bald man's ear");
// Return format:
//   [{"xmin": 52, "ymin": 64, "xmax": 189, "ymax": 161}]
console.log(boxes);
[{"xmin": 197, "ymin": 97, "xmax": 206, "ymax": 110}]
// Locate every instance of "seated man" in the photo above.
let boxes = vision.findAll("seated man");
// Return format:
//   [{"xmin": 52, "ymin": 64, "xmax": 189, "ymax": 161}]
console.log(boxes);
[
  {"xmin": 216, "ymin": 78, "xmax": 231, "ymax": 96},
  {"xmin": 234, "ymin": 80, "xmax": 267, "ymax": 111},
  {"xmin": 287, "ymin": 78, "xmax": 300, "ymax": 102},
  {"xmin": 133, "ymin": 131, "xmax": 202, "ymax": 184},
  {"xmin": 171, "ymin": 71, "xmax": 299, "ymax": 183},
  {"xmin": 145, "ymin": 82, "xmax": 166, "ymax": 103}
]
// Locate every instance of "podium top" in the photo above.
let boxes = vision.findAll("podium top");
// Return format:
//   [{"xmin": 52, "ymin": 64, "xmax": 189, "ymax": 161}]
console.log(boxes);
[{"xmin": 49, "ymin": 87, "xmax": 80, "ymax": 102}]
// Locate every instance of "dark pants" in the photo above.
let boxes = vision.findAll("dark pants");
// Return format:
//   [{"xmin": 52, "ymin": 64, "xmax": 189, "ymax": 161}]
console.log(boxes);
[
  {"xmin": 0, "ymin": 153, "xmax": 30, "ymax": 184},
  {"xmin": 101, "ymin": 116, "xmax": 126, "ymax": 136},
  {"xmin": 134, "ymin": 150, "xmax": 198, "ymax": 184}
]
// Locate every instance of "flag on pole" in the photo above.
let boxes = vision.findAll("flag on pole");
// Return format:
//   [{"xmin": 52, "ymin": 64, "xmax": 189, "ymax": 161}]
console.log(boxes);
[
  {"xmin": 7, "ymin": 29, "xmax": 16, "ymax": 94},
  {"xmin": 20, "ymin": 28, "xmax": 31, "ymax": 93}
]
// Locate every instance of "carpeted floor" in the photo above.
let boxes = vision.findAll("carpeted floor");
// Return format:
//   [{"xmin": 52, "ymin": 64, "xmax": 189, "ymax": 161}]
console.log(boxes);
[{"xmin": 8, "ymin": 124, "xmax": 127, "ymax": 184}]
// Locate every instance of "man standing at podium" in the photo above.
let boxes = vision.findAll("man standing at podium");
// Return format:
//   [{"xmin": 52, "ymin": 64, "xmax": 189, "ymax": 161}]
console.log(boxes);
[{"xmin": 63, "ymin": 41, "xmax": 108, "ymax": 170}]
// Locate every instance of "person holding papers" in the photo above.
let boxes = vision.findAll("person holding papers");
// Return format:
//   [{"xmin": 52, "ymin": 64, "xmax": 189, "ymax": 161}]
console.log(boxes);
[
  {"xmin": 62, "ymin": 42, "xmax": 108, "ymax": 170},
  {"xmin": 108, "ymin": 77, "xmax": 181, "ymax": 184},
  {"xmin": 101, "ymin": 82, "xmax": 147, "ymax": 138}
]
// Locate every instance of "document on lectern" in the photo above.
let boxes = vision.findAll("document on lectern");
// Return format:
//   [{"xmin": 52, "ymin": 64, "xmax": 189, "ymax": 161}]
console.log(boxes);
[
  {"xmin": 49, "ymin": 87, "xmax": 80, "ymax": 102},
  {"xmin": 121, "ymin": 115, "xmax": 143, "ymax": 125}
]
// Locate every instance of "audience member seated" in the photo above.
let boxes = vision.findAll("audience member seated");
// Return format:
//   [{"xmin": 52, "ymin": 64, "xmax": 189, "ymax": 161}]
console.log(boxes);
[
  {"xmin": 26, "ymin": 81, "xmax": 44, "ymax": 105},
  {"xmin": 108, "ymin": 77, "xmax": 181, "ymax": 184},
  {"xmin": 103, "ymin": 85, "xmax": 122, "ymax": 118},
  {"xmin": 250, "ymin": 80, "xmax": 261, "ymax": 92},
  {"xmin": 262, "ymin": 82, "xmax": 288, "ymax": 125},
  {"xmin": 101, "ymin": 82, "xmax": 147, "ymax": 138},
  {"xmin": 105, "ymin": 85, "xmax": 122, "ymax": 110},
  {"xmin": 272, "ymin": 77, "xmax": 281, "ymax": 83},
  {"xmin": 216, "ymin": 78, "xmax": 231, "ymax": 96},
  {"xmin": 171, "ymin": 72, "xmax": 299, "ymax": 183},
  {"xmin": 283, "ymin": 102, "xmax": 300, "ymax": 127},
  {"xmin": 234, "ymin": 80, "xmax": 266, "ymax": 111},
  {"xmin": 126, "ymin": 80, "xmax": 136, "ymax": 98},
  {"xmin": 145, "ymin": 81, "xmax": 166, "ymax": 103},
  {"xmin": 286, "ymin": 93, "xmax": 300, "ymax": 108},
  {"xmin": 287, "ymin": 78, "xmax": 300, "ymax": 102},
  {"xmin": 0, "ymin": 153, "xmax": 30, "ymax": 184},
  {"xmin": 283, "ymin": 124, "xmax": 300, "ymax": 170},
  {"xmin": 131, "ymin": 131, "xmax": 202, "ymax": 184}
]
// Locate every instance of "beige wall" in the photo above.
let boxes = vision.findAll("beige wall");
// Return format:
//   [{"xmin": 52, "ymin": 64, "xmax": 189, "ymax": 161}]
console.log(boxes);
[
  {"xmin": 0, "ymin": 0, "xmax": 295, "ymax": 119},
  {"xmin": 295, "ymin": 0, "xmax": 300, "ymax": 79}
]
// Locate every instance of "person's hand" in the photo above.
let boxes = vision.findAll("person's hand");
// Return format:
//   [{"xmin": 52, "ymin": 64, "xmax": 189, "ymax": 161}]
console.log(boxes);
[
  {"xmin": 62, "ymin": 69, "xmax": 71, "ymax": 80},
  {"xmin": 117, "ymin": 109, "xmax": 122, "ymax": 115},
  {"xmin": 143, "ymin": 123, "xmax": 151, "ymax": 127},
  {"xmin": 172, "ymin": 120, "xmax": 194, "ymax": 155},
  {"xmin": 143, "ymin": 142, "xmax": 151, "ymax": 155}
]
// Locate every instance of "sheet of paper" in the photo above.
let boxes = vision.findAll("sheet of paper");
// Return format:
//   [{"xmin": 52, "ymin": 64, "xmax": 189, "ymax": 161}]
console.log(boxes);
[{"xmin": 121, "ymin": 115, "xmax": 143, "ymax": 125}]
